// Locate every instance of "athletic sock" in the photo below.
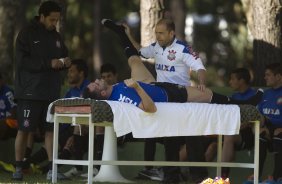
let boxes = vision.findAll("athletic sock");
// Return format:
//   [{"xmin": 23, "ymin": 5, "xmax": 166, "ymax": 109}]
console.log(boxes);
[
  {"xmin": 259, "ymin": 138, "xmax": 268, "ymax": 178},
  {"xmin": 28, "ymin": 146, "xmax": 48, "ymax": 164},
  {"xmin": 95, "ymin": 134, "xmax": 104, "ymax": 160},
  {"xmin": 273, "ymin": 152, "xmax": 282, "ymax": 180},
  {"xmin": 48, "ymin": 161, "xmax": 52, "ymax": 170},
  {"xmin": 144, "ymin": 138, "xmax": 157, "ymax": 170},
  {"xmin": 73, "ymin": 135, "xmax": 85, "ymax": 160},
  {"xmin": 185, "ymin": 136, "xmax": 208, "ymax": 180},
  {"xmin": 124, "ymin": 47, "xmax": 139, "ymax": 59},
  {"xmin": 24, "ymin": 147, "xmax": 32, "ymax": 159},
  {"xmin": 22, "ymin": 147, "xmax": 32, "ymax": 169},
  {"xmin": 101, "ymin": 19, "xmax": 138, "ymax": 58},
  {"xmin": 15, "ymin": 161, "xmax": 23, "ymax": 171},
  {"xmin": 94, "ymin": 134, "xmax": 104, "ymax": 170},
  {"xmin": 101, "ymin": 19, "xmax": 125, "ymax": 35},
  {"xmin": 211, "ymin": 89, "xmax": 263, "ymax": 106},
  {"xmin": 210, "ymin": 92, "xmax": 230, "ymax": 104}
]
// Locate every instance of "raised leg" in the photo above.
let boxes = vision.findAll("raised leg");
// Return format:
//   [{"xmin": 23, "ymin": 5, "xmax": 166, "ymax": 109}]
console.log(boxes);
[
  {"xmin": 128, "ymin": 56, "xmax": 155, "ymax": 84},
  {"xmin": 102, "ymin": 19, "xmax": 155, "ymax": 84}
]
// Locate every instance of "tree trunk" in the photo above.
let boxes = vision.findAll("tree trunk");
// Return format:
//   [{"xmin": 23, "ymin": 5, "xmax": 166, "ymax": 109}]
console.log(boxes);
[
  {"xmin": 140, "ymin": 0, "xmax": 165, "ymax": 47},
  {"xmin": 167, "ymin": 0, "xmax": 186, "ymax": 41},
  {"xmin": 241, "ymin": 0, "xmax": 254, "ymax": 35},
  {"xmin": 93, "ymin": 0, "xmax": 102, "ymax": 78},
  {"xmin": 139, "ymin": 0, "xmax": 165, "ymax": 77},
  {"xmin": 56, "ymin": 0, "xmax": 67, "ymax": 37},
  {"xmin": 252, "ymin": 0, "xmax": 282, "ymax": 85},
  {"xmin": 15, "ymin": 0, "xmax": 28, "ymax": 33},
  {"xmin": 0, "ymin": 0, "xmax": 20, "ymax": 84}
]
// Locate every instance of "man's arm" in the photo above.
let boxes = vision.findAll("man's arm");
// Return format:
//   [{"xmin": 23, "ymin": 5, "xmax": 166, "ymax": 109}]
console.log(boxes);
[
  {"xmin": 197, "ymin": 69, "xmax": 206, "ymax": 91},
  {"xmin": 124, "ymin": 79, "xmax": 157, "ymax": 113}
]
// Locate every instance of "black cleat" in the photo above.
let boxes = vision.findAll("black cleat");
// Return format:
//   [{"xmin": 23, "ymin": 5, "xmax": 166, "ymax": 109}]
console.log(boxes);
[
  {"xmin": 249, "ymin": 88, "xmax": 264, "ymax": 106},
  {"xmin": 101, "ymin": 19, "xmax": 125, "ymax": 34}
]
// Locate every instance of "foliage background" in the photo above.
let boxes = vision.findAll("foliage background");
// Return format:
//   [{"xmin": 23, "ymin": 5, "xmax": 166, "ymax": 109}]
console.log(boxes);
[
  {"xmin": 1, "ymin": 0, "xmax": 281, "ymax": 89},
  {"xmin": 0, "ymin": 0, "xmax": 257, "ymax": 88}
]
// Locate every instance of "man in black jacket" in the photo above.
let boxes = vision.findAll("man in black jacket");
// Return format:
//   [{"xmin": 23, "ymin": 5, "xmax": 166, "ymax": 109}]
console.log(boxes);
[{"xmin": 13, "ymin": 1, "xmax": 71, "ymax": 181}]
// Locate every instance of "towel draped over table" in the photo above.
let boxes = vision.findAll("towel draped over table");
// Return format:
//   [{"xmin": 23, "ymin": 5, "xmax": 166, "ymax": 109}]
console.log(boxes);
[{"xmin": 106, "ymin": 101, "xmax": 241, "ymax": 138}]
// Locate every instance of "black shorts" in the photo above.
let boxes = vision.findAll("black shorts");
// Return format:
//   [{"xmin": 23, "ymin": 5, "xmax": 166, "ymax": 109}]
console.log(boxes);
[
  {"xmin": 16, "ymin": 100, "xmax": 53, "ymax": 132},
  {"xmin": 151, "ymin": 82, "xmax": 187, "ymax": 102}
]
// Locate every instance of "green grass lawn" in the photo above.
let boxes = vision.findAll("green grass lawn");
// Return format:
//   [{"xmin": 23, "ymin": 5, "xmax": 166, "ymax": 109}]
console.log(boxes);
[
  {"xmin": 0, "ymin": 172, "xmax": 192, "ymax": 184},
  {"xmin": 0, "ymin": 150, "xmax": 264, "ymax": 184},
  {"xmin": 0, "ymin": 173, "xmax": 140, "ymax": 184}
]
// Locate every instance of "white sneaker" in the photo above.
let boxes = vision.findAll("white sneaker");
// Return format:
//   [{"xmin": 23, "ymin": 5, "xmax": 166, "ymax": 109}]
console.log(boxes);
[
  {"xmin": 46, "ymin": 170, "xmax": 68, "ymax": 180},
  {"xmin": 80, "ymin": 168, "xmax": 99, "ymax": 178},
  {"xmin": 64, "ymin": 167, "xmax": 83, "ymax": 178},
  {"xmin": 138, "ymin": 167, "xmax": 164, "ymax": 181}
]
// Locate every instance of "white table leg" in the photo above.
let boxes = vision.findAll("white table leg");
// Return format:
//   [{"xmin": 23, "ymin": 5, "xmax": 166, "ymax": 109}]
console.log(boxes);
[
  {"xmin": 253, "ymin": 121, "xmax": 260, "ymax": 184},
  {"xmin": 94, "ymin": 126, "xmax": 131, "ymax": 183},
  {"xmin": 216, "ymin": 135, "xmax": 222, "ymax": 176},
  {"xmin": 52, "ymin": 114, "xmax": 59, "ymax": 183},
  {"xmin": 87, "ymin": 117, "xmax": 94, "ymax": 184}
]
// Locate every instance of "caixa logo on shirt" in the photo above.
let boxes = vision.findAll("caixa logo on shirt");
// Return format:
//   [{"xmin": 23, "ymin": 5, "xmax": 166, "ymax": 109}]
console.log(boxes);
[
  {"xmin": 262, "ymin": 108, "xmax": 280, "ymax": 115},
  {"xmin": 118, "ymin": 94, "xmax": 137, "ymax": 106},
  {"xmin": 155, "ymin": 64, "xmax": 175, "ymax": 72}
]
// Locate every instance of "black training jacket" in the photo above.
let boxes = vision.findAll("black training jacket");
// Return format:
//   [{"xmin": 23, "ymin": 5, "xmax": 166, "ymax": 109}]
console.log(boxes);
[{"xmin": 14, "ymin": 17, "xmax": 68, "ymax": 101}]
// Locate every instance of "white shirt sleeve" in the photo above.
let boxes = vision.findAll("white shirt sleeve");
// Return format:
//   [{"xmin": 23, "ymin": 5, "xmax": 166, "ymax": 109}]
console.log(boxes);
[
  {"xmin": 139, "ymin": 44, "xmax": 155, "ymax": 59},
  {"xmin": 182, "ymin": 46, "xmax": 206, "ymax": 71}
]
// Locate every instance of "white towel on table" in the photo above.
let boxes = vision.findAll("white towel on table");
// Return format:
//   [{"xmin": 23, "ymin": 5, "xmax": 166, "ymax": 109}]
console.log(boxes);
[{"xmin": 106, "ymin": 101, "xmax": 241, "ymax": 138}]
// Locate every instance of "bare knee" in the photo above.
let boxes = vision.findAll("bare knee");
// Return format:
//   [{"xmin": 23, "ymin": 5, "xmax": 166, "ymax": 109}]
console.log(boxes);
[
  {"xmin": 16, "ymin": 130, "xmax": 29, "ymax": 138},
  {"xmin": 45, "ymin": 131, "xmax": 53, "ymax": 138},
  {"xmin": 187, "ymin": 87, "xmax": 213, "ymax": 103}
]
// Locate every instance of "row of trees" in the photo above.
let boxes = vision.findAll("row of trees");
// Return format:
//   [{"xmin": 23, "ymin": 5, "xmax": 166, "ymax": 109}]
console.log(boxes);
[{"xmin": 0, "ymin": 0, "xmax": 281, "ymax": 86}]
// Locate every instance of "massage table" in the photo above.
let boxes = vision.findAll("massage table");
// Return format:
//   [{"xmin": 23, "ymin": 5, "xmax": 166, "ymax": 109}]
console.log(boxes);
[{"xmin": 48, "ymin": 98, "xmax": 262, "ymax": 184}]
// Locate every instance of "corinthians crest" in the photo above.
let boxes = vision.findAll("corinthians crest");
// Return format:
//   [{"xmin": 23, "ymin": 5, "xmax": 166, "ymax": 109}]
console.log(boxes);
[{"xmin": 167, "ymin": 50, "xmax": 176, "ymax": 61}]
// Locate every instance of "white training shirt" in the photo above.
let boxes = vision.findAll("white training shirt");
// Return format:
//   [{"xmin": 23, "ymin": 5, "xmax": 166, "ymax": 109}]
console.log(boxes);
[{"xmin": 140, "ymin": 38, "xmax": 205, "ymax": 86}]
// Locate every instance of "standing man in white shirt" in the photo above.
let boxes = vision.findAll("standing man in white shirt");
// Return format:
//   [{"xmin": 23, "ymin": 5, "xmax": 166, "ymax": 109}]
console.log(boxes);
[{"xmin": 128, "ymin": 18, "xmax": 206, "ymax": 89}]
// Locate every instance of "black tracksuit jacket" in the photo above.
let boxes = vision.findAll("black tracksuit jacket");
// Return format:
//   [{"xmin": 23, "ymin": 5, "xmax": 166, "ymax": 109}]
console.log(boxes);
[{"xmin": 14, "ymin": 16, "xmax": 68, "ymax": 101}]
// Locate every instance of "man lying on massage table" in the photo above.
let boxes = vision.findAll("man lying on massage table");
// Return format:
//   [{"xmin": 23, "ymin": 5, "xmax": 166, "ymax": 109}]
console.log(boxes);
[{"xmin": 83, "ymin": 19, "xmax": 263, "ymax": 112}]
